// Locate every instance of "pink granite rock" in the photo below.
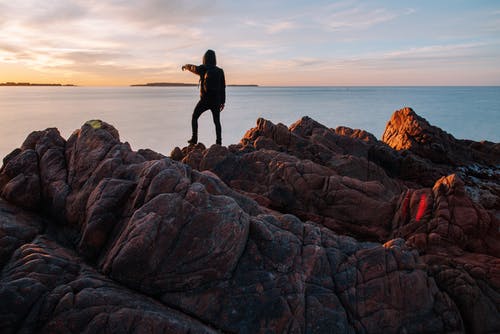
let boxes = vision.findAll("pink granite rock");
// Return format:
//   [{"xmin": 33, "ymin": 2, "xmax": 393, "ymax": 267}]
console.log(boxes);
[{"xmin": 0, "ymin": 110, "xmax": 498, "ymax": 333}]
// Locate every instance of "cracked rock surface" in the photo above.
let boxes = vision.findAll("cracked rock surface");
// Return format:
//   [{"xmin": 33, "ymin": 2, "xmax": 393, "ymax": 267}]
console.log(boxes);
[{"xmin": 1, "ymin": 109, "xmax": 498, "ymax": 333}]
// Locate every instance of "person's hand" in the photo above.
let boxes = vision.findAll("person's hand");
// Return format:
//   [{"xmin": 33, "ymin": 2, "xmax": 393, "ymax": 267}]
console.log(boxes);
[{"xmin": 220, "ymin": 104, "xmax": 225, "ymax": 112}]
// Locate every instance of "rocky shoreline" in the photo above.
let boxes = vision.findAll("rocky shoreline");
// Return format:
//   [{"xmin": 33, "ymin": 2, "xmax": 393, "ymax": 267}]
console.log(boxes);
[{"xmin": 0, "ymin": 107, "xmax": 498, "ymax": 333}]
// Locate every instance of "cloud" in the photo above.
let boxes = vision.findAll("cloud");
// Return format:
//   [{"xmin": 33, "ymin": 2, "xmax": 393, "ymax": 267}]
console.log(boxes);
[
  {"xmin": 267, "ymin": 21, "xmax": 297, "ymax": 34},
  {"xmin": 31, "ymin": 1, "xmax": 88, "ymax": 25},
  {"xmin": 1, "ymin": 1, "xmax": 499, "ymax": 85},
  {"xmin": 89, "ymin": 0, "xmax": 218, "ymax": 28},
  {"xmin": 243, "ymin": 18, "xmax": 298, "ymax": 34},
  {"xmin": 229, "ymin": 40, "xmax": 289, "ymax": 56},
  {"xmin": 381, "ymin": 42, "xmax": 497, "ymax": 62},
  {"xmin": 330, "ymin": 41, "xmax": 500, "ymax": 75},
  {"xmin": 263, "ymin": 57, "xmax": 327, "ymax": 71},
  {"xmin": 0, "ymin": 42, "xmax": 22, "ymax": 54},
  {"xmin": 256, "ymin": 40, "xmax": 500, "ymax": 83},
  {"xmin": 61, "ymin": 50, "xmax": 126, "ymax": 64},
  {"xmin": 0, "ymin": 0, "xmax": 209, "ymax": 80},
  {"xmin": 482, "ymin": 10, "xmax": 500, "ymax": 33},
  {"xmin": 0, "ymin": 47, "xmax": 73, "ymax": 71},
  {"xmin": 318, "ymin": 2, "xmax": 414, "ymax": 31},
  {"xmin": 0, "ymin": 42, "xmax": 48, "ymax": 66},
  {"xmin": 1, "ymin": 0, "xmax": 215, "ymax": 27},
  {"xmin": 0, "ymin": 0, "xmax": 210, "ymax": 45},
  {"xmin": 61, "ymin": 62, "xmax": 174, "ymax": 77},
  {"xmin": 0, "ymin": 1, "xmax": 88, "ymax": 27}
]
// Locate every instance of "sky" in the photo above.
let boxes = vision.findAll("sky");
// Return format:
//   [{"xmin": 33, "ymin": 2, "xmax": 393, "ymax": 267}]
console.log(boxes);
[{"xmin": 1, "ymin": 0, "xmax": 499, "ymax": 86}]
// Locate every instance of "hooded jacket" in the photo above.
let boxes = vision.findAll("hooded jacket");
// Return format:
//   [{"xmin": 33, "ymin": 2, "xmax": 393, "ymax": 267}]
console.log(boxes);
[{"xmin": 184, "ymin": 50, "xmax": 226, "ymax": 105}]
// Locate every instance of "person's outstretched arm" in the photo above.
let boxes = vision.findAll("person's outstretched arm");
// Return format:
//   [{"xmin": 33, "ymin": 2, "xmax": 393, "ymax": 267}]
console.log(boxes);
[{"xmin": 182, "ymin": 64, "xmax": 201, "ymax": 75}]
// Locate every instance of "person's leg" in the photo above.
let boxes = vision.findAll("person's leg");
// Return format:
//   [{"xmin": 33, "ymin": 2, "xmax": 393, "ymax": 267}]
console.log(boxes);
[
  {"xmin": 211, "ymin": 108, "xmax": 222, "ymax": 145},
  {"xmin": 190, "ymin": 100, "xmax": 207, "ymax": 144}
]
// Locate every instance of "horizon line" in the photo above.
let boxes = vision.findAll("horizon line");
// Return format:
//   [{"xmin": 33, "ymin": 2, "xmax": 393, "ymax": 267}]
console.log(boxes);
[{"xmin": 2, "ymin": 82, "xmax": 500, "ymax": 88}]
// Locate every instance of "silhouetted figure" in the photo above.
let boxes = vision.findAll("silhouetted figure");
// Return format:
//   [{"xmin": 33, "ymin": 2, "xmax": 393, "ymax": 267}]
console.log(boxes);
[{"xmin": 182, "ymin": 50, "xmax": 226, "ymax": 145}]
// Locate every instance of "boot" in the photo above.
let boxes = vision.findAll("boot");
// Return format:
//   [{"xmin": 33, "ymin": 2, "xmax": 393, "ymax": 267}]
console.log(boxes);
[{"xmin": 188, "ymin": 137, "xmax": 197, "ymax": 145}]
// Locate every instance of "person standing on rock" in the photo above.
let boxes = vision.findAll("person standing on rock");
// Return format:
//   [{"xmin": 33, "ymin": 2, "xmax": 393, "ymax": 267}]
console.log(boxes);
[{"xmin": 182, "ymin": 49, "xmax": 226, "ymax": 145}]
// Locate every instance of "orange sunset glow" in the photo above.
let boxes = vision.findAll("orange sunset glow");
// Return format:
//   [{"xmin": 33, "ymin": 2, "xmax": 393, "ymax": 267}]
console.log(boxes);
[{"xmin": 1, "ymin": 1, "xmax": 500, "ymax": 86}]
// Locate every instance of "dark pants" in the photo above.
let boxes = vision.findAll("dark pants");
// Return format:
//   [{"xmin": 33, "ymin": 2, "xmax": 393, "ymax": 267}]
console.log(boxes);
[{"xmin": 191, "ymin": 99, "xmax": 222, "ymax": 144}]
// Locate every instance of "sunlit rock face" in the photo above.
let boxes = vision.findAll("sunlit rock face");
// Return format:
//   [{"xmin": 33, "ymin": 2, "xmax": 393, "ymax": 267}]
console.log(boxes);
[
  {"xmin": 1, "ymin": 108, "xmax": 498, "ymax": 333},
  {"xmin": 382, "ymin": 107, "xmax": 500, "ymax": 216},
  {"xmin": 382, "ymin": 107, "xmax": 500, "ymax": 166}
]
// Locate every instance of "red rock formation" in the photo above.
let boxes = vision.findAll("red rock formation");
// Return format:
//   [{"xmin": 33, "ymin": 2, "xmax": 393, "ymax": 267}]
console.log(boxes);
[
  {"xmin": 0, "ymin": 109, "xmax": 498, "ymax": 333},
  {"xmin": 383, "ymin": 107, "xmax": 500, "ymax": 216},
  {"xmin": 171, "ymin": 111, "xmax": 499, "ymax": 333},
  {"xmin": 0, "ymin": 228, "xmax": 217, "ymax": 334},
  {"xmin": 391, "ymin": 174, "xmax": 500, "ymax": 333},
  {"xmin": 177, "ymin": 144, "xmax": 396, "ymax": 242},
  {"xmin": 383, "ymin": 107, "xmax": 500, "ymax": 166}
]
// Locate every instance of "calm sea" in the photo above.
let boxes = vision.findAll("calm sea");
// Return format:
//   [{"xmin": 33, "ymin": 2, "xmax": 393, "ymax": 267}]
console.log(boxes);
[{"xmin": 1, "ymin": 86, "xmax": 499, "ymax": 160}]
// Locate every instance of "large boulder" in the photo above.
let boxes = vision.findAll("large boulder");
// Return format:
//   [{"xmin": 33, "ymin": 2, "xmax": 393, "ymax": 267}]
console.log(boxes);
[{"xmin": 0, "ymin": 235, "xmax": 217, "ymax": 334}]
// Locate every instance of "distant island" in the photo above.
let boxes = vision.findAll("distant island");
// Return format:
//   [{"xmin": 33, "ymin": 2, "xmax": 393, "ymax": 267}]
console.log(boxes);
[
  {"xmin": 131, "ymin": 82, "xmax": 258, "ymax": 87},
  {"xmin": 0, "ymin": 82, "xmax": 76, "ymax": 86}
]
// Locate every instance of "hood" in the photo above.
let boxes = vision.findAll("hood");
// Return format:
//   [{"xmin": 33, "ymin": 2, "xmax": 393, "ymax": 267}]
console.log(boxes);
[{"xmin": 203, "ymin": 50, "xmax": 216, "ymax": 66}]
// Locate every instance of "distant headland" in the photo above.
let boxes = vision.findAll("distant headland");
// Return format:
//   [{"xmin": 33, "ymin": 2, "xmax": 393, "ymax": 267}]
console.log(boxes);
[
  {"xmin": 0, "ymin": 82, "xmax": 76, "ymax": 86},
  {"xmin": 131, "ymin": 82, "xmax": 258, "ymax": 87}
]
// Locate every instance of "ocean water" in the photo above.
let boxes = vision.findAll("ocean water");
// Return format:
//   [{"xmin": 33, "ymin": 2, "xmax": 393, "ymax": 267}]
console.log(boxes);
[{"xmin": 0, "ymin": 86, "xmax": 499, "ymax": 160}]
